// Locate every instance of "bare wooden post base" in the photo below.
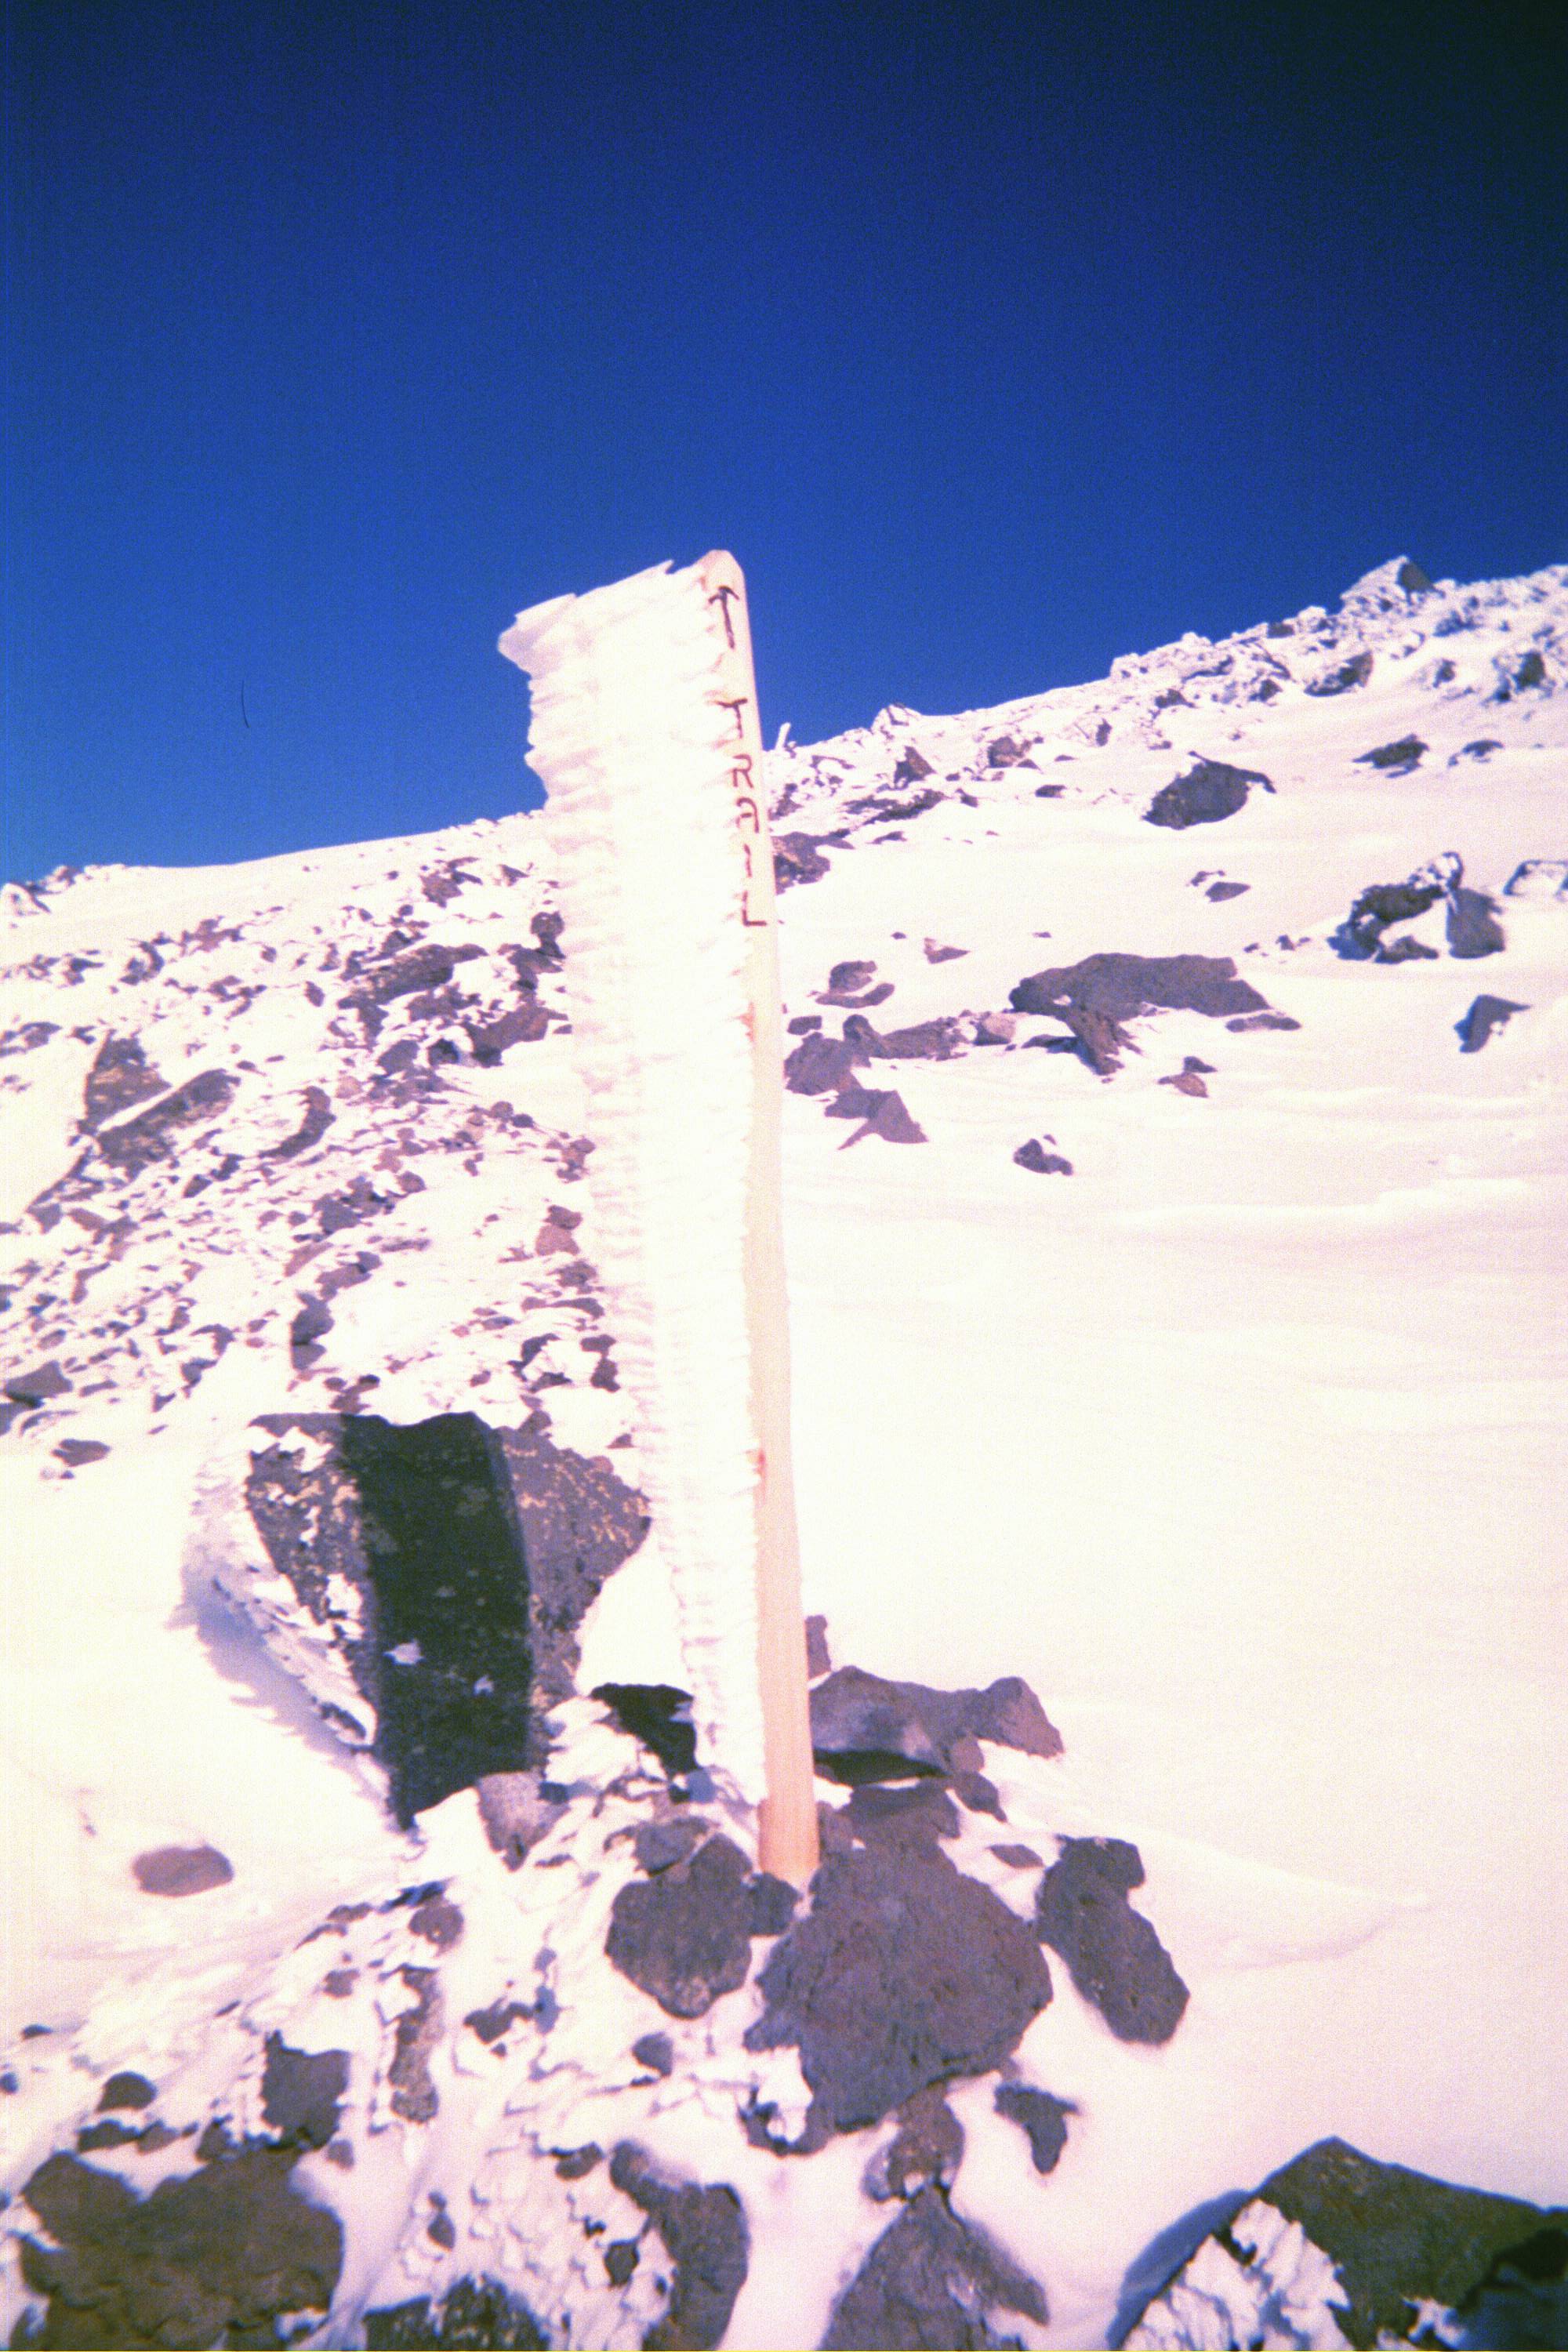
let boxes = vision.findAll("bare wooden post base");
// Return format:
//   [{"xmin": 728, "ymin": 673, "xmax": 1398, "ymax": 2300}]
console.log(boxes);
[{"xmin": 696, "ymin": 551, "xmax": 819, "ymax": 1889}]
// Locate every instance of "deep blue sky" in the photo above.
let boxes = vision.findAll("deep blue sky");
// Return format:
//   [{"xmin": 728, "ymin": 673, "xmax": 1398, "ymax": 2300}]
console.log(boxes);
[{"xmin": 5, "ymin": 0, "xmax": 1565, "ymax": 883}]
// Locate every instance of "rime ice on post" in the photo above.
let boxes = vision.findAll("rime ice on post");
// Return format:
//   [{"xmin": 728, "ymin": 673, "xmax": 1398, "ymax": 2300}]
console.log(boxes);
[{"xmin": 499, "ymin": 554, "xmax": 819, "ymax": 1885}]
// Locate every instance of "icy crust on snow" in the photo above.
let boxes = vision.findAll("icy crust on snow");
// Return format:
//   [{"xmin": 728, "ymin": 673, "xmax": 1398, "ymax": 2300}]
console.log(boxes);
[
  {"xmin": 1124, "ymin": 2198, "xmax": 1353, "ymax": 2350},
  {"xmin": 500, "ymin": 562, "xmax": 766, "ymax": 1807}
]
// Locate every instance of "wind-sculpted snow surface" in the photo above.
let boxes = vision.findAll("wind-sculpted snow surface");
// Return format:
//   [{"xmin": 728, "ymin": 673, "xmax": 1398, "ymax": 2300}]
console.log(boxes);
[{"xmin": 2, "ymin": 554, "xmax": 1565, "ymax": 2346}]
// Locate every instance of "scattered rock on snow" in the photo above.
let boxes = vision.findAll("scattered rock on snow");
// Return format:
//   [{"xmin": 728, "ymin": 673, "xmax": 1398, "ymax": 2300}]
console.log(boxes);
[
  {"xmin": 1457, "ymin": 995, "xmax": 1530, "ymax": 1052},
  {"xmin": 1354, "ymin": 735, "xmax": 1427, "ymax": 774},
  {"xmin": 821, "ymin": 2185, "xmax": 1050, "ymax": 2349},
  {"xmin": 1009, "ymin": 953, "xmax": 1270, "ymax": 1074},
  {"xmin": 993, "ymin": 2082, "xmax": 1076, "ymax": 2175},
  {"xmin": 1034, "ymin": 1837, "xmax": 1189, "ymax": 2045},
  {"xmin": 1014, "ymin": 1139, "xmax": 1074, "ymax": 1174},
  {"xmin": 1446, "ymin": 884, "xmax": 1507, "ymax": 959},
  {"xmin": 1144, "ymin": 759, "xmax": 1273, "ymax": 830},
  {"xmin": 130, "ymin": 1844, "xmax": 234, "ymax": 1897},
  {"xmin": 608, "ymin": 2140, "xmax": 750, "ymax": 2352},
  {"xmin": 96, "ymin": 2071, "xmax": 157, "ymax": 2113}
]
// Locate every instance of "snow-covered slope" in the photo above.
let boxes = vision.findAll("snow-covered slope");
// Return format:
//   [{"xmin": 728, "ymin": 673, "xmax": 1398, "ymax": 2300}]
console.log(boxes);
[{"xmin": 1, "ymin": 556, "xmax": 1563, "ymax": 2349}]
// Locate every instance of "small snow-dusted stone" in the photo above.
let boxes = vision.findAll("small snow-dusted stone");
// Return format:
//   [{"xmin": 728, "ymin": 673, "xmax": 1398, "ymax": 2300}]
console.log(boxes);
[{"xmin": 1504, "ymin": 857, "xmax": 1568, "ymax": 899}]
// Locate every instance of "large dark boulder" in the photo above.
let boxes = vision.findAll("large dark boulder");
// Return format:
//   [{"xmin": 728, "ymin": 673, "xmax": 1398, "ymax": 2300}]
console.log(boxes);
[
  {"xmin": 1144, "ymin": 760, "xmax": 1273, "ymax": 830},
  {"xmin": 1033, "ymin": 1837, "xmax": 1189, "ymax": 2045},
  {"xmin": 17, "ymin": 2147, "xmax": 343, "ymax": 2350},
  {"xmin": 746, "ymin": 1842, "xmax": 1053, "ymax": 2132},
  {"xmin": 1009, "ymin": 953, "xmax": 1270, "ymax": 1073},
  {"xmin": 1457, "ymin": 996, "xmax": 1529, "ymax": 1053},
  {"xmin": 606, "ymin": 1835, "xmax": 789, "ymax": 2019},
  {"xmin": 364, "ymin": 2278, "xmax": 548, "ymax": 2347}
]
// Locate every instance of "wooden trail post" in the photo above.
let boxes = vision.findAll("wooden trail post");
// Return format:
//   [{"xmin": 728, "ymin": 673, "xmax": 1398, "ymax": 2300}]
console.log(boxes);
[{"xmin": 695, "ymin": 552, "xmax": 818, "ymax": 1887}]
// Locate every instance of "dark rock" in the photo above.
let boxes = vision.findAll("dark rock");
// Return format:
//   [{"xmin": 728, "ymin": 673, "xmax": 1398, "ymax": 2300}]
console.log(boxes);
[
  {"xmin": 1009, "ymin": 954, "xmax": 1270, "ymax": 1073},
  {"xmin": 844, "ymin": 1780, "xmax": 961, "ymax": 1849},
  {"xmin": 993, "ymin": 2084, "xmax": 1075, "ymax": 2174},
  {"xmin": 1014, "ymin": 1141, "xmax": 1074, "ymax": 1174},
  {"xmin": 82, "ymin": 1036, "xmax": 166, "ymax": 1131},
  {"xmin": 635, "ymin": 1818, "xmax": 710, "ymax": 1875},
  {"xmin": 77, "ymin": 2119, "xmax": 142, "ymax": 2151},
  {"xmin": 844, "ymin": 1012, "xmax": 965, "ymax": 1062},
  {"xmin": 1332, "ymin": 874, "xmax": 1448, "ymax": 961},
  {"xmin": 1306, "ymin": 650, "xmax": 1374, "ymax": 695},
  {"xmin": 260, "ymin": 2034, "xmax": 348, "ymax": 2151},
  {"xmin": 1355, "ymin": 735, "xmax": 1427, "ymax": 775},
  {"xmin": 825, "ymin": 1084, "xmax": 894, "ymax": 1120},
  {"xmin": 18, "ymin": 2146, "xmax": 342, "ymax": 2350},
  {"xmin": 985, "ymin": 736, "xmax": 1029, "ymax": 768},
  {"xmin": 821, "ymin": 2186, "xmax": 1049, "ymax": 2349},
  {"xmin": 592, "ymin": 1682, "xmax": 698, "ymax": 1778},
  {"xmin": 953, "ymin": 1771, "xmax": 1006, "ymax": 1820},
  {"xmin": 784, "ymin": 1031, "xmax": 872, "ymax": 1096},
  {"xmin": 632, "ymin": 2033, "xmax": 674, "ymax": 2077},
  {"xmin": 1513, "ymin": 648, "xmax": 1548, "ymax": 691},
  {"xmin": 388, "ymin": 1967, "xmax": 441, "ymax": 2123},
  {"xmin": 130, "ymin": 1845, "xmax": 234, "ymax": 1897},
  {"xmin": 788, "ymin": 1014, "xmax": 823, "ymax": 1034},
  {"xmin": 804, "ymin": 1614, "xmax": 832, "ymax": 1678},
  {"xmin": 333, "ymin": 1413, "xmax": 535, "ymax": 1825},
  {"xmin": 864, "ymin": 2085, "xmax": 966, "ymax": 2201},
  {"xmin": 1205, "ymin": 880, "xmax": 1250, "ymax": 901},
  {"xmin": 496, "ymin": 1419, "xmax": 650, "ymax": 1705},
  {"xmin": 609, "ymin": 2142, "xmax": 750, "ymax": 2351},
  {"xmin": 554, "ymin": 2143, "xmax": 604, "ymax": 2178},
  {"xmin": 1377, "ymin": 937, "xmax": 1440, "ymax": 964},
  {"xmin": 1396, "ymin": 560, "xmax": 1433, "ymax": 594},
  {"xmin": 464, "ymin": 1998, "xmax": 531, "ymax": 2046},
  {"xmin": 894, "ymin": 746, "xmax": 936, "ymax": 786},
  {"xmin": 1144, "ymin": 759, "xmax": 1272, "ymax": 829},
  {"xmin": 604, "ymin": 2240, "xmax": 640, "ymax": 2286},
  {"xmin": 747, "ymin": 1875, "xmax": 798, "ymax": 1936},
  {"xmin": 364, "ymin": 2277, "xmax": 549, "ymax": 2348},
  {"xmin": 823, "ymin": 958, "xmax": 878, "ymax": 994},
  {"xmin": 54, "ymin": 1439, "xmax": 110, "ymax": 1468},
  {"xmin": 1446, "ymin": 887, "xmax": 1506, "ymax": 959},
  {"xmin": 1034, "ymin": 1836, "xmax": 1189, "ymax": 2044},
  {"xmin": 1258, "ymin": 2136, "xmax": 1568, "ymax": 2351},
  {"xmin": 746, "ymin": 1842, "xmax": 1052, "ymax": 2132},
  {"xmin": 464, "ymin": 1002, "xmax": 551, "ymax": 1062},
  {"xmin": 265, "ymin": 1084, "xmax": 335, "ymax": 1160},
  {"xmin": 1160, "ymin": 1069, "xmax": 1209, "ymax": 1096},
  {"xmin": 773, "ymin": 833, "xmax": 835, "ymax": 891},
  {"xmin": 426, "ymin": 2202, "xmax": 457, "ymax": 2250},
  {"xmin": 408, "ymin": 1894, "xmax": 465, "ymax": 1949},
  {"xmin": 924, "ymin": 938, "xmax": 970, "ymax": 963},
  {"xmin": 96, "ymin": 2073, "xmax": 156, "ymax": 2114},
  {"xmin": 96, "ymin": 1069, "xmax": 238, "ymax": 1177},
  {"xmin": 5, "ymin": 1361, "xmax": 71, "ymax": 1406},
  {"xmin": 991, "ymin": 1844, "xmax": 1043, "ymax": 1869},
  {"xmin": 606, "ymin": 1836, "xmax": 755, "ymax": 2019},
  {"xmin": 1226, "ymin": 1011, "xmax": 1301, "ymax": 1032},
  {"xmin": 1457, "ymin": 995, "xmax": 1529, "ymax": 1053},
  {"xmin": 838, "ymin": 1091, "xmax": 927, "ymax": 1147},
  {"xmin": 1456, "ymin": 739, "xmax": 1504, "ymax": 762},
  {"xmin": 811, "ymin": 1666, "xmax": 1062, "ymax": 1785}
]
